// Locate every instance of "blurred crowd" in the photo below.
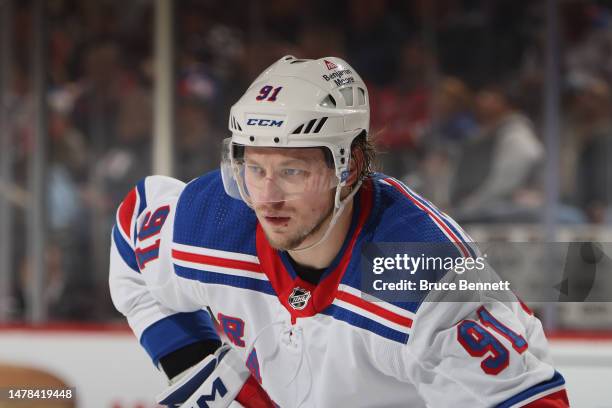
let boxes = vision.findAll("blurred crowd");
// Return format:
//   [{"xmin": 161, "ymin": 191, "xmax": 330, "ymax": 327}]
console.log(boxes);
[{"xmin": 3, "ymin": 0, "xmax": 612, "ymax": 321}]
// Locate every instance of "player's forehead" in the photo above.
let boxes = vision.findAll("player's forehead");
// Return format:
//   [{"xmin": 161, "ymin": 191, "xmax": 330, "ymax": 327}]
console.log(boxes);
[{"xmin": 244, "ymin": 146, "xmax": 326, "ymax": 164}]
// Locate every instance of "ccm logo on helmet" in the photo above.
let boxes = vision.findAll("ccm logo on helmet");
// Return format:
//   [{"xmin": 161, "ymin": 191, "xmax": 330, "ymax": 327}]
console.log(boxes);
[{"xmin": 246, "ymin": 118, "xmax": 284, "ymax": 127}]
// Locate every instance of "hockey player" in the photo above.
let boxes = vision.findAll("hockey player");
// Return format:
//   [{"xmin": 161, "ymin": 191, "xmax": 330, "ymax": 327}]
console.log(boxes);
[{"xmin": 110, "ymin": 56, "xmax": 570, "ymax": 407}]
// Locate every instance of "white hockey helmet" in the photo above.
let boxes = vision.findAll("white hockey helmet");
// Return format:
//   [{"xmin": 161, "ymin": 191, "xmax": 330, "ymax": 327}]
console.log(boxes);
[{"xmin": 221, "ymin": 55, "xmax": 370, "ymax": 206}]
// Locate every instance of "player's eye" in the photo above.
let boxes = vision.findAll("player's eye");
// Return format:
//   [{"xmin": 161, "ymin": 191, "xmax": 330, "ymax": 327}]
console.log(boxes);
[
  {"xmin": 280, "ymin": 168, "xmax": 306, "ymax": 178},
  {"xmin": 246, "ymin": 165, "xmax": 265, "ymax": 177}
]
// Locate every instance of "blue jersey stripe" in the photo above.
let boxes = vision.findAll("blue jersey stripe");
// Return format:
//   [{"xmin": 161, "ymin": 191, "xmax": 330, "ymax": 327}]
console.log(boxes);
[
  {"xmin": 140, "ymin": 311, "xmax": 220, "ymax": 365},
  {"xmin": 278, "ymin": 252, "xmax": 298, "ymax": 280},
  {"xmin": 134, "ymin": 179, "xmax": 149, "ymax": 246},
  {"xmin": 496, "ymin": 371, "xmax": 565, "ymax": 408},
  {"xmin": 136, "ymin": 179, "xmax": 148, "ymax": 216},
  {"xmin": 322, "ymin": 304, "xmax": 409, "ymax": 344},
  {"xmin": 175, "ymin": 265, "xmax": 276, "ymax": 296},
  {"xmin": 112, "ymin": 225, "xmax": 139, "ymax": 273},
  {"xmin": 436, "ymin": 212, "xmax": 478, "ymax": 258}
]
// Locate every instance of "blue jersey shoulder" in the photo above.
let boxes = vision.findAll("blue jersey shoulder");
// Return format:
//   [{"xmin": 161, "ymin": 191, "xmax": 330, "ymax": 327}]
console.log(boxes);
[
  {"xmin": 366, "ymin": 173, "xmax": 467, "ymax": 246},
  {"xmin": 173, "ymin": 170, "xmax": 258, "ymax": 255},
  {"xmin": 341, "ymin": 174, "xmax": 475, "ymax": 315}
]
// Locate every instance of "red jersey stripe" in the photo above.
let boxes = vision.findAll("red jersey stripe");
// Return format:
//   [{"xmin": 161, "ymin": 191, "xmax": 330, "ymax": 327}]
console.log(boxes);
[
  {"xmin": 385, "ymin": 178, "xmax": 470, "ymax": 258},
  {"xmin": 523, "ymin": 389, "xmax": 569, "ymax": 407},
  {"xmin": 336, "ymin": 290, "xmax": 413, "ymax": 329},
  {"xmin": 118, "ymin": 188, "xmax": 137, "ymax": 239},
  {"xmin": 172, "ymin": 250, "xmax": 262, "ymax": 273}
]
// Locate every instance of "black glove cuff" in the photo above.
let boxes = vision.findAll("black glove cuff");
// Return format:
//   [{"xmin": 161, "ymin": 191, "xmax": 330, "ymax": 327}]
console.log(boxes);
[{"xmin": 159, "ymin": 339, "xmax": 222, "ymax": 379}]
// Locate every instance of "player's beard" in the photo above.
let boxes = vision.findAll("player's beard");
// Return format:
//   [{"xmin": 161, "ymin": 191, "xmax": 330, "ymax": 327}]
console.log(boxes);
[{"xmin": 259, "ymin": 201, "xmax": 335, "ymax": 251}]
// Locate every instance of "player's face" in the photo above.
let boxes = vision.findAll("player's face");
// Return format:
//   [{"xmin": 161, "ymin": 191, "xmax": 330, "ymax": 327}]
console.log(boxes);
[{"xmin": 244, "ymin": 147, "xmax": 336, "ymax": 250}]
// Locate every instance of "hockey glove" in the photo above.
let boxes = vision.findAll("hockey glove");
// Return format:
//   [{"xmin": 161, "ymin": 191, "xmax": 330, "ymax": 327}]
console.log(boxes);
[{"xmin": 156, "ymin": 344, "xmax": 276, "ymax": 408}]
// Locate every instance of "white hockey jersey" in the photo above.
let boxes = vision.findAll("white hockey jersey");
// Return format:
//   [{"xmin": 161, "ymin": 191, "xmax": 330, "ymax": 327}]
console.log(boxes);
[{"xmin": 109, "ymin": 171, "xmax": 569, "ymax": 407}]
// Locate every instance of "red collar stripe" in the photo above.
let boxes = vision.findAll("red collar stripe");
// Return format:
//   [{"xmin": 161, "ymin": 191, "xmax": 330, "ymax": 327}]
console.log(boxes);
[
  {"xmin": 256, "ymin": 179, "xmax": 375, "ymax": 321},
  {"xmin": 311, "ymin": 179, "xmax": 374, "ymax": 313}
]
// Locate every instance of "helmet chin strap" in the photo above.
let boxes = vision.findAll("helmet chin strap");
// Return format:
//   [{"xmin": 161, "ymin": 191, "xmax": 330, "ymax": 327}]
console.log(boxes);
[{"xmin": 290, "ymin": 179, "xmax": 363, "ymax": 253}]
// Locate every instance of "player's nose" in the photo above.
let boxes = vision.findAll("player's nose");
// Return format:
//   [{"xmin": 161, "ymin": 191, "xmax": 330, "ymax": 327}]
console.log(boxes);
[{"xmin": 257, "ymin": 177, "xmax": 285, "ymax": 203}]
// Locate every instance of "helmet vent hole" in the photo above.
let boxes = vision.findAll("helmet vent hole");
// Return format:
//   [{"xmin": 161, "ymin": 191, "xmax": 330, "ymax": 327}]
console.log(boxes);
[
  {"xmin": 292, "ymin": 117, "xmax": 329, "ymax": 134},
  {"xmin": 304, "ymin": 119, "xmax": 317, "ymax": 133},
  {"xmin": 249, "ymin": 136, "xmax": 255, "ymax": 142},
  {"xmin": 341, "ymin": 158, "xmax": 346, "ymax": 164},
  {"xmin": 340, "ymin": 148, "xmax": 345, "ymax": 155},
  {"xmin": 231, "ymin": 116, "xmax": 242, "ymax": 131},
  {"xmin": 274, "ymin": 137, "xmax": 280, "ymax": 143},
  {"xmin": 313, "ymin": 117, "xmax": 328, "ymax": 133},
  {"xmin": 358, "ymin": 88, "xmax": 366, "ymax": 105},
  {"xmin": 289, "ymin": 59, "xmax": 307, "ymax": 64},
  {"xmin": 319, "ymin": 95, "xmax": 336, "ymax": 108},
  {"xmin": 339, "ymin": 87, "xmax": 353, "ymax": 107}
]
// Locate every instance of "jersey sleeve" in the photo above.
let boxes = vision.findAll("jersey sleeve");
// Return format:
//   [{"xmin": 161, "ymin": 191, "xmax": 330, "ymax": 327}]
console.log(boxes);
[
  {"xmin": 385, "ymin": 289, "xmax": 569, "ymax": 407},
  {"xmin": 369, "ymin": 177, "xmax": 568, "ymax": 406},
  {"xmin": 109, "ymin": 176, "xmax": 219, "ymax": 366}
]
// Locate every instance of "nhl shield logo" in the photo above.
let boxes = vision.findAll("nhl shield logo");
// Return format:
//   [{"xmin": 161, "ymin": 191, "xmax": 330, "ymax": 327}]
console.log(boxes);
[{"xmin": 288, "ymin": 287, "xmax": 311, "ymax": 310}]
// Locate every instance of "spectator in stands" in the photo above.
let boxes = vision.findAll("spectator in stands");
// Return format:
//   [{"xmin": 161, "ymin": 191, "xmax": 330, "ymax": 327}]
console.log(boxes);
[
  {"xmin": 175, "ymin": 95, "xmax": 221, "ymax": 181},
  {"xmin": 95, "ymin": 87, "xmax": 152, "ymax": 210},
  {"xmin": 48, "ymin": 108, "xmax": 84, "ymax": 201},
  {"xmin": 47, "ymin": 100, "xmax": 98, "ymax": 319},
  {"xmin": 71, "ymin": 40, "xmax": 130, "ymax": 152},
  {"xmin": 430, "ymin": 77, "xmax": 478, "ymax": 145},
  {"xmin": 451, "ymin": 83, "xmax": 544, "ymax": 223},
  {"xmin": 572, "ymin": 77, "xmax": 612, "ymax": 223},
  {"xmin": 563, "ymin": 3, "xmax": 612, "ymax": 85},
  {"xmin": 298, "ymin": 24, "xmax": 345, "ymax": 60},
  {"xmin": 409, "ymin": 77, "xmax": 478, "ymax": 209},
  {"xmin": 15, "ymin": 242, "xmax": 95, "ymax": 320},
  {"xmin": 344, "ymin": 0, "xmax": 406, "ymax": 86},
  {"xmin": 369, "ymin": 38, "xmax": 434, "ymax": 177}
]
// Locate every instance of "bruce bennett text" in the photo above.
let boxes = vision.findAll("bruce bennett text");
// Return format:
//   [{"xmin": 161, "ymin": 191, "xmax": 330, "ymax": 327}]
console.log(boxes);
[{"xmin": 372, "ymin": 279, "xmax": 511, "ymax": 292}]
